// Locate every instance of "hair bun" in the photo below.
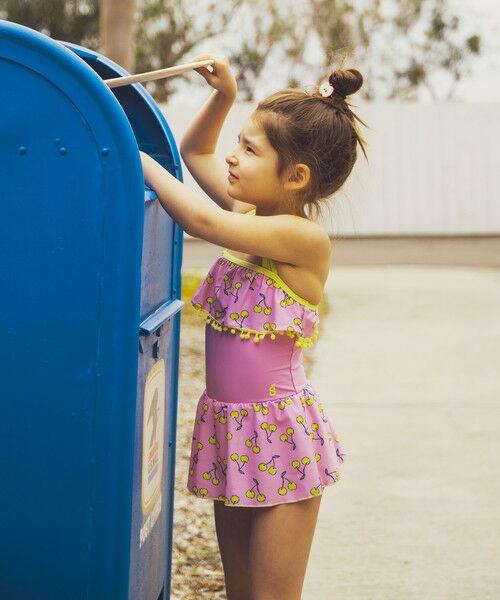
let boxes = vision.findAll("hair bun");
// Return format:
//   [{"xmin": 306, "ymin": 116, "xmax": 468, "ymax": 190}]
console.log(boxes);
[{"xmin": 328, "ymin": 68, "xmax": 363, "ymax": 98}]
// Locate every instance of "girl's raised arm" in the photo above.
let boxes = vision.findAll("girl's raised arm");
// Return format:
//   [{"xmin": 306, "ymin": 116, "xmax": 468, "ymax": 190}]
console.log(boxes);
[{"xmin": 179, "ymin": 55, "xmax": 255, "ymax": 214}]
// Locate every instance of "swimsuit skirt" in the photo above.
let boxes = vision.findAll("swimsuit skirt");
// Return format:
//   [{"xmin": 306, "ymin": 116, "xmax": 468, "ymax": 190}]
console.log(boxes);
[{"xmin": 186, "ymin": 250, "xmax": 345, "ymax": 508}]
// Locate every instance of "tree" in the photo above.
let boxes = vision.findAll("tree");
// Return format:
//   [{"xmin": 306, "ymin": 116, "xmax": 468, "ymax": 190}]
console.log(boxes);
[
  {"xmin": 0, "ymin": 0, "xmax": 99, "ymax": 49},
  {"xmin": 387, "ymin": 0, "xmax": 481, "ymax": 100},
  {"xmin": 0, "ymin": 0, "xmax": 482, "ymax": 102},
  {"xmin": 302, "ymin": 0, "xmax": 481, "ymax": 101},
  {"xmin": 227, "ymin": 0, "xmax": 306, "ymax": 101},
  {"xmin": 134, "ymin": 0, "xmax": 247, "ymax": 102},
  {"xmin": 100, "ymin": 0, "xmax": 136, "ymax": 72}
]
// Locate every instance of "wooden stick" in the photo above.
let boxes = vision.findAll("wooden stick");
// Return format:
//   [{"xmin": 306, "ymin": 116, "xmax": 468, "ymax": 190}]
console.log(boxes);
[{"xmin": 104, "ymin": 59, "xmax": 214, "ymax": 89}]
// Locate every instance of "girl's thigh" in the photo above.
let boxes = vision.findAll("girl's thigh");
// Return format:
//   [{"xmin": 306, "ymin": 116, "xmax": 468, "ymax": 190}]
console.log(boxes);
[{"xmin": 248, "ymin": 495, "xmax": 322, "ymax": 600}]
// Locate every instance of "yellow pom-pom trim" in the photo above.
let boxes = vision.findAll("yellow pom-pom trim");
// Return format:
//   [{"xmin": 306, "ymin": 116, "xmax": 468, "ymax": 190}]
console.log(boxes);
[{"xmin": 191, "ymin": 303, "xmax": 319, "ymax": 347}]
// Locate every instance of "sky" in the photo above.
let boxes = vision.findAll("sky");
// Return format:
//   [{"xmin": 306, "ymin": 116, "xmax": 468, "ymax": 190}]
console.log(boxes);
[{"xmin": 170, "ymin": 0, "xmax": 500, "ymax": 104}]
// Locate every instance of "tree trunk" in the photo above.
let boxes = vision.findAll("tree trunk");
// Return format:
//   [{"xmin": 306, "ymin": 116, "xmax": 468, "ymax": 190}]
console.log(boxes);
[{"xmin": 100, "ymin": 0, "xmax": 136, "ymax": 73}]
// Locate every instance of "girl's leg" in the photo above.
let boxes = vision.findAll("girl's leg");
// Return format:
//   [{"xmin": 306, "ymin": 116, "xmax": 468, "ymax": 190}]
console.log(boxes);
[
  {"xmin": 213, "ymin": 500, "xmax": 253, "ymax": 600},
  {"xmin": 248, "ymin": 495, "xmax": 322, "ymax": 600}
]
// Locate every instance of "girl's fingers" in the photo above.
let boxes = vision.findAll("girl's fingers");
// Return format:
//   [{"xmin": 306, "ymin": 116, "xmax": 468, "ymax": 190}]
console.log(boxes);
[
  {"xmin": 191, "ymin": 55, "xmax": 215, "ymax": 79},
  {"xmin": 191, "ymin": 54, "xmax": 216, "ymax": 69},
  {"xmin": 188, "ymin": 54, "xmax": 236, "ymax": 95}
]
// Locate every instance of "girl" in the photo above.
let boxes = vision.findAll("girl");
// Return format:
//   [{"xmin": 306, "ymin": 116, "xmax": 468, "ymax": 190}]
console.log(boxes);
[{"xmin": 140, "ymin": 54, "xmax": 367, "ymax": 600}]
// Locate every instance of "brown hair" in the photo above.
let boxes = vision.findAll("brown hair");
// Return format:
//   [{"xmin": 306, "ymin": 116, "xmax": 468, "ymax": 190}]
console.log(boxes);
[{"xmin": 255, "ymin": 68, "xmax": 368, "ymax": 220}]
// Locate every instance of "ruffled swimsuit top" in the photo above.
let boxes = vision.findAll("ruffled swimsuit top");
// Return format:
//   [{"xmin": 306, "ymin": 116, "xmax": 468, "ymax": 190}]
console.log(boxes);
[{"xmin": 191, "ymin": 231, "xmax": 320, "ymax": 350}]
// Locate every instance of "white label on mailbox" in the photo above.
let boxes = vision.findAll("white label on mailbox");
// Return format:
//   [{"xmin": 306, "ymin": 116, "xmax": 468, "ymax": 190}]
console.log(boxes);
[{"xmin": 142, "ymin": 359, "xmax": 165, "ymax": 516}]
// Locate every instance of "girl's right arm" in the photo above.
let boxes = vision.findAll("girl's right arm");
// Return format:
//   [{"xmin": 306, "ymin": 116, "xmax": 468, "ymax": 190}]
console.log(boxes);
[{"xmin": 179, "ymin": 55, "xmax": 255, "ymax": 213}]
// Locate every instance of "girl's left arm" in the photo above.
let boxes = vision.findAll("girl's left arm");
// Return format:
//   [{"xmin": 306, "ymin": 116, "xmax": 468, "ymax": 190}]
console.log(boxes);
[
  {"xmin": 141, "ymin": 151, "xmax": 215, "ymax": 237},
  {"xmin": 140, "ymin": 152, "xmax": 330, "ymax": 267}
]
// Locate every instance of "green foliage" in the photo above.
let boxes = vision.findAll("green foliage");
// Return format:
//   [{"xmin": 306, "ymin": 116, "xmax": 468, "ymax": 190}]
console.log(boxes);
[
  {"xmin": 0, "ymin": 0, "xmax": 483, "ymax": 102},
  {"xmin": 307, "ymin": 0, "xmax": 482, "ymax": 101},
  {"xmin": 466, "ymin": 34, "xmax": 481, "ymax": 55},
  {"xmin": 135, "ymin": 0, "xmax": 245, "ymax": 102},
  {"xmin": 228, "ymin": 0, "xmax": 304, "ymax": 101},
  {"xmin": 0, "ymin": 0, "xmax": 99, "ymax": 48}
]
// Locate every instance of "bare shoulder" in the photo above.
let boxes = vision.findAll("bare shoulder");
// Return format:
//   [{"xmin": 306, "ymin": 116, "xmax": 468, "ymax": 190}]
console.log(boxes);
[
  {"xmin": 272, "ymin": 219, "xmax": 331, "ymax": 305},
  {"xmin": 290, "ymin": 215, "xmax": 331, "ymax": 268},
  {"xmin": 196, "ymin": 206, "xmax": 331, "ymax": 270}
]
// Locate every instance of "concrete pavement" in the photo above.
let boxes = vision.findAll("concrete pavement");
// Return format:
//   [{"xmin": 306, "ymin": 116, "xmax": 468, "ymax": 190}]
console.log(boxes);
[{"xmin": 303, "ymin": 266, "xmax": 500, "ymax": 599}]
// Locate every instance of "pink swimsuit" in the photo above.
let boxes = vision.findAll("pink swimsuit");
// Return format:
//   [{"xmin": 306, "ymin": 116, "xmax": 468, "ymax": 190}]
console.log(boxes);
[{"xmin": 187, "ymin": 223, "xmax": 345, "ymax": 507}]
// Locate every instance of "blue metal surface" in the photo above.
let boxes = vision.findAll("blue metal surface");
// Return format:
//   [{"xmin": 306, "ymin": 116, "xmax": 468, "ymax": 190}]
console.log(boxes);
[{"xmin": 0, "ymin": 20, "xmax": 184, "ymax": 600}]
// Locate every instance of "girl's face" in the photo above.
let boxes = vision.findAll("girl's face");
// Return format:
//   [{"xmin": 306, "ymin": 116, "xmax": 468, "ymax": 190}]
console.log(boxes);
[{"xmin": 225, "ymin": 113, "xmax": 286, "ymax": 211}]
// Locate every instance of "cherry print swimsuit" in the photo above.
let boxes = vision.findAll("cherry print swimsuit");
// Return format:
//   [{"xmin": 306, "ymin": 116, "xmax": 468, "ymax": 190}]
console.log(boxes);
[{"xmin": 187, "ymin": 210, "xmax": 345, "ymax": 507}]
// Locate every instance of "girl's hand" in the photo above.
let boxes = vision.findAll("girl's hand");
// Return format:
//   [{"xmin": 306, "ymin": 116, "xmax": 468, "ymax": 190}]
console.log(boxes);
[{"xmin": 191, "ymin": 54, "xmax": 237, "ymax": 99}]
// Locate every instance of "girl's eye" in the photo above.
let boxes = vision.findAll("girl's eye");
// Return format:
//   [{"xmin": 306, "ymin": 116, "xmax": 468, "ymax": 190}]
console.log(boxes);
[{"xmin": 246, "ymin": 146, "xmax": 254, "ymax": 153}]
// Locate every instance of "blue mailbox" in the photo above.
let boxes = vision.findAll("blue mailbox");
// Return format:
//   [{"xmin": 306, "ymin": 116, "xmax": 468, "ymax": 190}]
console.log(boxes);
[{"xmin": 0, "ymin": 20, "xmax": 184, "ymax": 599}]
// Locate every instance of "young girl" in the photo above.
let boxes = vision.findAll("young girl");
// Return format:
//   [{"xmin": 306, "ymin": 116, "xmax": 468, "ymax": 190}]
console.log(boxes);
[{"xmin": 140, "ymin": 54, "xmax": 367, "ymax": 600}]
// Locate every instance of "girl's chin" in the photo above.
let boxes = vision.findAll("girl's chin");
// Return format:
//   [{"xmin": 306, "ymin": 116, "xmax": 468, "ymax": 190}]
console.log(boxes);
[{"xmin": 227, "ymin": 187, "xmax": 243, "ymax": 200}]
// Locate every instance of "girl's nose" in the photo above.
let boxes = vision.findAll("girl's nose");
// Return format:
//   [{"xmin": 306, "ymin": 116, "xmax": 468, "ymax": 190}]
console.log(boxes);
[{"xmin": 225, "ymin": 152, "xmax": 237, "ymax": 166}]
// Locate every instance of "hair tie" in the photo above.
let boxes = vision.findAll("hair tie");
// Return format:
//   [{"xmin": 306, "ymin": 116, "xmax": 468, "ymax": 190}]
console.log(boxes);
[{"xmin": 318, "ymin": 80, "xmax": 346, "ymax": 100}]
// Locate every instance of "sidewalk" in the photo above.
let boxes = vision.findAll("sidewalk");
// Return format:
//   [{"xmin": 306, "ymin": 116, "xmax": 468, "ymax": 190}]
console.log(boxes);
[{"xmin": 303, "ymin": 266, "xmax": 500, "ymax": 600}]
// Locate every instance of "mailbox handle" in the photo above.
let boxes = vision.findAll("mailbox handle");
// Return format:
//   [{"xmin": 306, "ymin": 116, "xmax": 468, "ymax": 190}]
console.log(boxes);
[
  {"xmin": 104, "ymin": 60, "xmax": 214, "ymax": 89},
  {"xmin": 139, "ymin": 299, "xmax": 184, "ymax": 335}
]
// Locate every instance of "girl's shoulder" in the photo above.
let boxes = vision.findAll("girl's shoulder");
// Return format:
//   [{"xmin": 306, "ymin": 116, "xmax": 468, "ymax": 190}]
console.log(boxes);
[{"xmin": 242, "ymin": 207, "xmax": 331, "ymax": 305}]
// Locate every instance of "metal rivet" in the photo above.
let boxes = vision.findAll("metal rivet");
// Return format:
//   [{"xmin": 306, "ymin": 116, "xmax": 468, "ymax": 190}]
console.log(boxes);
[
  {"xmin": 59, "ymin": 147, "xmax": 67, "ymax": 156},
  {"xmin": 54, "ymin": 138, "xmax": 61, "ymax": 145},
  {"xmin": 101, "ymin": 148, "xmax": 109, "ymax": 156},
  {"xmin": 18, "ymin": 146, "xmax": 27, "ymax": 155}
]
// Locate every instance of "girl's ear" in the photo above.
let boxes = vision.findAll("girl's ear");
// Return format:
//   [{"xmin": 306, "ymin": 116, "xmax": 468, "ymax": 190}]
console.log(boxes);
[{"xmin": 283, "ymin": 163, "xmax": 310, "ymax": 191}]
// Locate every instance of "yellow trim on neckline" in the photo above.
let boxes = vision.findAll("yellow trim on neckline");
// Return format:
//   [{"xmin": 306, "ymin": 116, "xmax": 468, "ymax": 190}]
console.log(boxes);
[{"xmin": 221, "ymin": 249, "xmax": 319, "ymax": 311}]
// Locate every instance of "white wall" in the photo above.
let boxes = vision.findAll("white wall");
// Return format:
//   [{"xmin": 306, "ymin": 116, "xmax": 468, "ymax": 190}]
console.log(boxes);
[{"xmin": 162, "ymin": 99, "xmax": 500, "ymax": 236}]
